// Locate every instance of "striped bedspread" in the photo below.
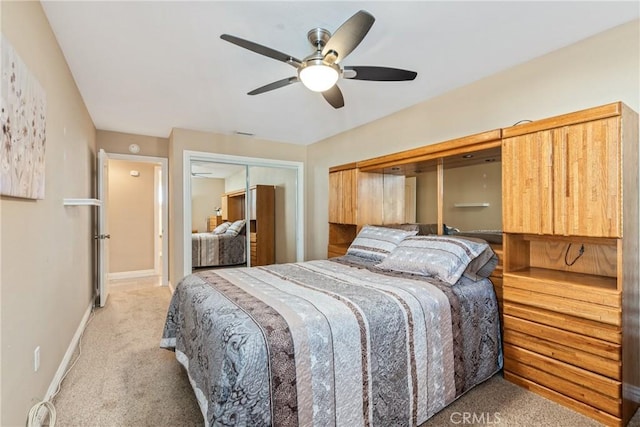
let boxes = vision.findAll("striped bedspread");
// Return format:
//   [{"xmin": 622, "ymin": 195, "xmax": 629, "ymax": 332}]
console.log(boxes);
[
  {"xmin": 161, "ymin": 256, "xmax": 502, "ymax": 426},
  {"xmin": 191, "ymin": 232, "xmax": 246, "ymax": 267}
]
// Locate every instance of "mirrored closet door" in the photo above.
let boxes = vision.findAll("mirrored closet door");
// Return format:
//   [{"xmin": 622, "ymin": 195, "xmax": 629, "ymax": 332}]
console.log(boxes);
[{"xmin": 187, "ymin": 155, "xmax": 303, "ymax": 273}]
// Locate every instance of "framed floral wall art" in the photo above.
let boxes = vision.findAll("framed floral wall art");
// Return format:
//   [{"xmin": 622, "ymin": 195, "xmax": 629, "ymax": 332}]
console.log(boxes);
[{"xmin": 1, "ymin": 34, "xmax": 47, "ymax": 199}]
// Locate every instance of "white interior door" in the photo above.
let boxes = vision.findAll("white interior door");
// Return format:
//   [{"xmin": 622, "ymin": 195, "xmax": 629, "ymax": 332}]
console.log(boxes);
[{"xmin": 97, "ymin": 149, "xmax": 110, "ymax": 307}]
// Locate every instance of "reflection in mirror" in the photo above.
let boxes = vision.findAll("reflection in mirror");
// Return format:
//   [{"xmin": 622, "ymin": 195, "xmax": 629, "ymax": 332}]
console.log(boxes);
[
  {"xmin": 385, "ymin": 160, "xmax": 439, "ymax": 227},
  {"xmin": 414, "ymin": 164, "xmax": 439, "ymax": 226},
  {"xmin": 442, "ymin": 148, "xmax": 501, "ymax": 236},
  {"xmin": 382, "ymin": 172, "xmax": 406, "ymax": 225},
  {"xmin": 382, "ymin": 147, "xmax": 501, "ymax": 240},
  {"xmin": 190, "ymin": 161, "xmax": 248, "ymax": 270},
  {"xmin": 248, "ymin": 165, "xmax": 298, "ymax": 264},
  {"xmin": 190, "ymin": 161, "xmax": 246, "ymax": 233},
  {"xmin": 187, "ymin": 155, "xmax": 302, "ymax": 275}
]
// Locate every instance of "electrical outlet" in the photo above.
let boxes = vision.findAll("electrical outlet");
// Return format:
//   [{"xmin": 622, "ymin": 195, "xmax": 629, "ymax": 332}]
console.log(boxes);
[{"xmin": 34, "ymin": 346, "xmax": 40, "ymax": 372}]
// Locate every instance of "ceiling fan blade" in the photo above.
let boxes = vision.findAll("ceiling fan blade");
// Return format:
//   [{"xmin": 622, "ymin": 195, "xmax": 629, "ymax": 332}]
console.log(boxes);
[
  {"xmin": 322, "ymin": 85, "xmax": 344, "ymax": 109},
  {"xmin": 221, "ymin": 34, "xmax": 301, "ymax": 67},
  {"xmin": 248, "ymin": 77, "xmax": 299, "ymax": 95},
  {"xmin": 322, "ymin": 10, "xmax": 375, "ymax": 64},
  {"xmin": 344, "ymin": 66, "xmax": 417, "ymax": 81}
]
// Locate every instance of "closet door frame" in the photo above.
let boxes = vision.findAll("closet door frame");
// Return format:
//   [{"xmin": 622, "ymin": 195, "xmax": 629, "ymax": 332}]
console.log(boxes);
[{"xmin": 182, "ymin": 150, "xmax": 304, "ymax": 277}]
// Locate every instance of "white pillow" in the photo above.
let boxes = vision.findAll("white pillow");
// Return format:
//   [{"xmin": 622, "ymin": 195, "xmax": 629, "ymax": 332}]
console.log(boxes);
[
  {"xmin": 346, "ymin": 225, "xmax": 417, "ymax": 262},
  {"xmin": 376, "ymin": 235, "xmax": 489, "ymax": 285},
  {"xmin": 212, "ymin": 222, "xmax": 231, "ymax": 235},
  {"xmin": 225, "ymin": 219, "xmax": 246, "ymax": 236}
]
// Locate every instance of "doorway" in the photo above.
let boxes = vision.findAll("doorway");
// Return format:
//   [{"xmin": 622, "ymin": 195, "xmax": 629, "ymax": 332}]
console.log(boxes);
[
  {"xmin": 183, "ymin": 151, "xmax": 304, "ymax": 277},
  {"xmin": 104, "ymin": 153, "xmax": 169, "ymax": 288}
]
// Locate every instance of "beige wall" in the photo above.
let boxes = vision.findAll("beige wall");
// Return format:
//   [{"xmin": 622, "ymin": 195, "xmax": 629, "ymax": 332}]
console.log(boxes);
[
  {"xmin": 168, "ymin": 129, "xmax": 306, "ymax": 285},
  {"xmin": 0, "ymin": 2, "xmax": 96, "ymax": 424},
  {"xmin": 305, "ymin": 19, "xmax": 640, "ymax": 260},
  {"xmin": 107, "ymin": 160, "xmax": 155, "ymax": 273},
  {"xmin": 191, "ymin": 177, "xmax": 225, "ymax": 233},
  {"xmin": 97, "ymin": 129, "xmax": 168, "ymax": 158}
]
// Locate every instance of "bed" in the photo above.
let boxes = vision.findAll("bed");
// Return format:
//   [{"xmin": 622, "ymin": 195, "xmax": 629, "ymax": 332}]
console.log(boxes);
[
  {"xmin": 191, "ymin": 220, "xmax": 247, "ymax": 268},
  {"xmin": 163, "ymin": 226, "xmax": 503, "ymax": 426}
]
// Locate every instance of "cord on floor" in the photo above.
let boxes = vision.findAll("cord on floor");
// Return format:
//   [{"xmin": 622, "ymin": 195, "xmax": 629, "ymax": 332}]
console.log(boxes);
[
  {"xmin": 26, "ymin": 307, "xmax": 96, "ymax": 427},
  {"xmin": 27, "ymin": 401, "xmax": 55, "ymax": 427}
]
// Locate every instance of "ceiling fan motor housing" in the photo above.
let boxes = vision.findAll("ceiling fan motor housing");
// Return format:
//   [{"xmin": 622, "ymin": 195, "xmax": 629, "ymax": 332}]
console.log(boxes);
[
  {"xmin": 307, "ymin": 28, "xmax": 339, "ymax": 64},
  {"xmin": 307, "ymin": 27, "xmax": 331, "ymax": 49}
]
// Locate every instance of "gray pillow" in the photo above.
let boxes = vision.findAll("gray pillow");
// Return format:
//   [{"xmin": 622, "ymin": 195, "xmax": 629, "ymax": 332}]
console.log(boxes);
[
  {"xmin": 346, "ymin": 225, "xmax": 418, "ymax": 262},
  {"xmin": 212, "ymin": 221, "xmax": 231, "ymax": 235},
  {"xmin": 375, "ymin": 235, "xmax": 489, "ymax": 285},
  {"xmin": 457, "ymin": 236, "xmax": 498, "ymax": 280},
  {"xmin": 225, "ymin": 219, "xmax": 246, "ymax": 236}
]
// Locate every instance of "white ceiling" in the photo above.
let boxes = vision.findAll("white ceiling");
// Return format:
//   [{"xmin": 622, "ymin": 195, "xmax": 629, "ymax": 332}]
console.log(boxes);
[{"xmin": 41, "ymin": 1, "xmax": 638, "ymax": 146}]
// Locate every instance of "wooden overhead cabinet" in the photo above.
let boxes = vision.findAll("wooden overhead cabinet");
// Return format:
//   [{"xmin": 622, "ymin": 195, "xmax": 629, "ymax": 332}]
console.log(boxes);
[
  {"xmin": 501, "ymin": 102, "xmax": 639, "ymax": 427},
  {"xmin": 327, "ymin": 163, "xmax": 404, "ymax": 257},
  {"xmin": 503, "ymin": 113, "xmax": 621, "ymax": 238},
  {"xmin": 328, "ymin": 165, "xmax": 357, "ymax": 225}
]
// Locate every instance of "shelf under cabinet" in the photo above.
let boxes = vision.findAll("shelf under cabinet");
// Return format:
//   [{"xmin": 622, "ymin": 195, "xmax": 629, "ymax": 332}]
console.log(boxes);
[{"xmin": 504, "ymin": 267, "xmax": 618, "ymax": 292}]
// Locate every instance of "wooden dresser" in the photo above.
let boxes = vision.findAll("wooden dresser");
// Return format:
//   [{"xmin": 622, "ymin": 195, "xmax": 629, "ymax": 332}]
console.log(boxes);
[
  {"xmin": 206, "ymin": 215, "xmax": 223, "ymax": 232},
  {"xmin": 501, "ymin": 102, "xmax": 639, "ymax": 426},
  {"xmin": 221, "ymin": 185, "xmax": 275, "ymax": 266}
]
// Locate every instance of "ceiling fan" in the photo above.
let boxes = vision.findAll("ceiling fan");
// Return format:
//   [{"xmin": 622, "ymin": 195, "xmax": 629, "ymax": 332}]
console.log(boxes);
[{"xmin": 220, "ymin": 10, "xmax": 417, "ymax": 109}]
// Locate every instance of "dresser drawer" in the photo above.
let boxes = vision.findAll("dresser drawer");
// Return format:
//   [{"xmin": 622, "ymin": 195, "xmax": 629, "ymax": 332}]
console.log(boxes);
[
  {"xmin": 503, "ymin": 315, "xmax": 621, "ymax": 379},
  {"xmin": 503, "ymin": 302, "xmax": 621, "ymax": 344},
  {"xmin": 503, "ymin": 283, "xmax": 621, "ymax": 326},
  {"xmin": 504, "ymin": 314, "xmax": 620, "ymax": 360},
  {"xmin": 504, "ymin": 345, "xmax": 621, "ymax": 417}
]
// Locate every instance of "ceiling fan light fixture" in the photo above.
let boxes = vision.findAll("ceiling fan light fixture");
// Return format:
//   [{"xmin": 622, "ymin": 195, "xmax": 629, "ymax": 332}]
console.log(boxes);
[{"xmin": 298, "ymin": 59, "xmax": 340, "ymax": 92}]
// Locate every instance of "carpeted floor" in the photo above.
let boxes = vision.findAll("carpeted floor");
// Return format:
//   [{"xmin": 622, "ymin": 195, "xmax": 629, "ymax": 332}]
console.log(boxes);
[{"xmin": 51, "ymin": 285, "xmax": 640, "ymax": 427}]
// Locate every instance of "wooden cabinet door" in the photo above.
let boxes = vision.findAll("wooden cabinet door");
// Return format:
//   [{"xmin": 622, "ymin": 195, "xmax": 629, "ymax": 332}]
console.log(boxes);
[
  {"xmin": 553, "ymin": 118, "xmax": 620, "ymax": 237},
  {"xmin": 328, "ymin": 169, "xmax": 357, "ymax": 224},
  {"xmin": 342, "ymin": 169, "xmax": 357, "ymax": 224},
  {"xmin": 328, "ymin": 171, "xmax": 342, "ymax": 223},
  {"xmin": 249, "ymin": 187, "xmax": 257, "ymax": 220},
  {"xmin": 502, "ymin": 131, "xmax": 554, "ymax": 234},
  {"xmin": 220, "ymin": 195, "xmax": 229, "ymax": 221},
  {"xmin": 383, "ymin": 174, "xmax": 406, "ymax": 224}
]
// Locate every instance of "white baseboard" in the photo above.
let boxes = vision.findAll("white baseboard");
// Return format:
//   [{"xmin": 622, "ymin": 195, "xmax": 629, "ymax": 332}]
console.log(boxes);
[
  {"xmin": 45, "ymin": 303, "xmax": 92, "ymax": 400},
  {"xmin": 36, "ymin": 303, "xmax": 93, "ymax": 424},
  {"xmin": 168, "ymin": 281, "xmax": 175, "ymax": 294},
  {"xmin": 108, "ymin": 269, "xmax": 156, "ymax": 280}
]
